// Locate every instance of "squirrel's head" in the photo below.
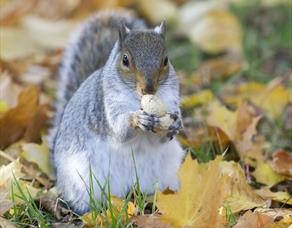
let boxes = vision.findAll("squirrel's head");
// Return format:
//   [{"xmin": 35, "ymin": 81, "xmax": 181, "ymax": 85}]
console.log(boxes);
[{"xmin": 117, "ymin": 22, "xmax": 169, "ymax": 96}]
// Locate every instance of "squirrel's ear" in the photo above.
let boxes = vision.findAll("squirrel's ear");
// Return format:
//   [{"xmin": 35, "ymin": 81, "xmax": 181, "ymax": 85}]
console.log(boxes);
[
  {"xmin": 154, "ymin": 21, "xmax": 166, "ymax": 38},
  {"xmin": 119, "ymin": 22, "xmax": 130, "ymax": 43}
]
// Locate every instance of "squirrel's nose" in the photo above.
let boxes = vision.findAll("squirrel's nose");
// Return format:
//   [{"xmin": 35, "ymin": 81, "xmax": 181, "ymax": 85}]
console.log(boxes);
[{"xmin": 142, "ymin": 79, "xmax": 155, "ymax": 94}]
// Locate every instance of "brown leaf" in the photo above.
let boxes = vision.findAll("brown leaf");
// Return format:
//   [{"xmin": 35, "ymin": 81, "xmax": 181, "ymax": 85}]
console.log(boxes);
[
  {"xmin": 133, "ymin": 215, "xmax": 172, "ymax": 228},
  {"xmin": 38, "ymin": 197, "xmax": 71, "ymax": 220},
  {"xmin": 234, "ymin": 210, "xmax": 273, "ymax": 228},
  {"xmin": 191, "ymin": 53, "xmax": 246, "ymax": 87},
  {"xmin": 271, "ymin": 150, "xmax": 292, "ymax": 177},
  {"xmin": 0, "ymin": 217, "xmax": 17, "ymax": 228},
  {"xmin": 24, "ymin": 104, "xmax": 49, "ymax": 143},
  {"xmin": 0, "ymin": 0, "xmax": 37, "ymax": 26},
  {"xmin": 0, "ymin": 85, "xmax": 40, "ymax": 149}
]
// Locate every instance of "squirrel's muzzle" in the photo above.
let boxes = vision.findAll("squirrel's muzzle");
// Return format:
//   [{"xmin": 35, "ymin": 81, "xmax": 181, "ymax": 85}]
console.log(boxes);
[
  {"xmin": 143, "ymin": 78, "xmax": 155, "ymax": 94},
  {"xmin": 137, "ymin": 70, "xmax": 159, "ymax": 95}
]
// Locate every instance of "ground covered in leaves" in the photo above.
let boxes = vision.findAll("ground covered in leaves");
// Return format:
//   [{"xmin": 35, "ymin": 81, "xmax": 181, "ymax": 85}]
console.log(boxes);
[{"xmin": 0, "ymin": 0, "xmax": 291, "ymax": 227}]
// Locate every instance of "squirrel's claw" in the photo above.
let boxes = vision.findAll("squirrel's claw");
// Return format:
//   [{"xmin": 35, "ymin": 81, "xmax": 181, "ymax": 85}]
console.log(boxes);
[
  {"xmin": 166, "ymin": 114, "xmax": 183, "ymax": 140},
  {"xmin": 132, "ymin": 110, "xmax": 160, "ymax": 132}
]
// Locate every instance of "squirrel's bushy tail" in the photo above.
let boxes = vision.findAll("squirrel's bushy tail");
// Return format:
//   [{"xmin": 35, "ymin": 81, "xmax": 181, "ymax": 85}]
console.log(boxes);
[{"xmin": 49, "ymin": 10, "xmax": 144, "ymax": 149}]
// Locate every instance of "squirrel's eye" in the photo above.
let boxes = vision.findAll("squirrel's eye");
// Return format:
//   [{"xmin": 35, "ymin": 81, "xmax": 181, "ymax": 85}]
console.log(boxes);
[
  {"xmin": 122, "ymin": 54, "xmax": 129, "ymax": 67},
  {"xmin": 163, "ymin": 56, "xmax": 168, "ymax": 67}
]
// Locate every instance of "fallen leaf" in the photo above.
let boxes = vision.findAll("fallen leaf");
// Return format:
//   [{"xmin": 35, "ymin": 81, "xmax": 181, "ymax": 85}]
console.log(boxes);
[
  {"xmin": 0, "ymin": 85, "xmax": 40, "ymax": 149},
  {"xmin": 157, "ymin": 155, "xmax": 227, "ymax": 228},
  {"xmin": 0, "ymin": 102, "xmax": 8, "ymax": 115},
  {"xmin": 133, "ymin": 215, "xmax": 171, "ymax": 228},
  {"xmin": 234, "ymin": 210, "xmax": 273, "ymax": 228},
  {"xmin": 222, "ymin": 79, "xmax": 290, "ymax": 119},
  {"xmin": 0, "ymin": 27, "xmax": 40, "ymax": 60},
  {"xmin": 0, "ymin": 159, "xmax": 25, "ymax": 187},
  {"xmin": 271, "ymin": 150, "xmax": 292, "ymax": 177},
  {"xmin": 207, "ymin": 100, "xmax": 263, "ymax": 160},
  {"xmin": 21, "ymin": 15, "xmax": 78, "ymax": 49},
  {"xmin": 0, "ymin": 159, "xmax": 39, "ymax": 205},
  {"xmin": 181, "ymin": 90, "xmax": 214, "ymax": 109},
  {"xmin": 82, "ymin": 196, "xmax": 136, "ymax": 227},
  {"xmin": 0, "ymin": 217, "xmax": 17, "ymax": 228},
  {"xmin": 254, "ymin": 208, "xmax": 292, "ymax": 222},
  {"xmin": 23, "ymin": 104, "xmax": 49, "ymax": 143},
  {"xmin": 220, "ymin": 161, "xmax": 266, "ymax": 213},
  {"xmin": 33, "ymin": 0, "xmax": 81, "ymax": 20},
  {"xmin": 138, "ymin": 0, "xmax": 178, "ymax": 25},
  {"xmin": 252, "ymin": 162, "xmax": 285, "ymax": 187},
  {"xmin": 0, "ymin": 71, "xmax": 23, "ymax": 108},
  {"xmin": 206, "ymin": 100, "xmax": 237, "ymax": 139},
  {"xmin": 191, "ymin": 53, "xmax": 246, "ymax": 86},
  {"xmin": 0, "ymin": 0, "xmax": 36, "ymax": 26},
  {"xmin": 255, "ymin": 187, "xmax": 292, "ymax": 205},
  {"xmin": 178, "ymin": 1, "xmax": 242, "ymax": 53},
  {"xmin": 21, "ymin": 140, "xmax": 54, "ymax": 179},
  {"xmin": 0, "ymin": 185, "xmax": 13, "ymax": 215}
]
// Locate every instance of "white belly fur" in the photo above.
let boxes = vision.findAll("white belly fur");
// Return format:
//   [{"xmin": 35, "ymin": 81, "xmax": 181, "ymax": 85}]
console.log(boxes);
[{"xmin": 58, "ymin": 132, "xmax": 184, "ymax": 211}]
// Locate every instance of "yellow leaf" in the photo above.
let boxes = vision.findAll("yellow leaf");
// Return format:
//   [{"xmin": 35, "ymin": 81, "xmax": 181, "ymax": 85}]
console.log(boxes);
[
  {"xmin": 0, "ymin": 159, "xmax": 40, "ymax": 205},
  {"xmin": 21, "ymin": 140, "xmax": 55, "ymax": 179},
  {"xmin": 0, "ymin": 159, "xmax": 25, "ymax": 187},
  {"xmin": 220, "ymin": 161, "xmax": 266, "ymax": 213},
  {"xmin": 207, "ymin": 100, "xmax": 264, "ymax": 161},
  {"xmin": 223, "ymin": 79, "xmax": 289, "ymax": 119},
  {"xmin": 0, "ymin": 101, "xmax": 8, "ymax": 113},
  {"xmin": 157, "ymin": 155, "xmax": 227, "ymax": 228},
  {"xmin": 181, "ymin": 90, "xmax": 214, "ymax": 109},
  {"xmin": 82, "ymin": 196, "xmax": 136, "ymax": 227},
  {"xmin": 206, "ymin": 100, "xmax": 236, "ymax": 139},
  {"xmin": 252, "ymin": 162, "xmax": 285, "ymax": 187},
  {"xmin": 255, "ymin": 187, "xmax": 292, "ymax": 205}
]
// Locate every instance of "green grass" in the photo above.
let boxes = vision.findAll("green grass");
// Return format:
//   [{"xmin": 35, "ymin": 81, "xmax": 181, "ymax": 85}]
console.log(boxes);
[
  {"xmin": 224, "ymin": 204, "xmax": 238, "ymax": 228},
  {"xmin": 6, "ymin": 177, "xmax": 52, "ymax": 227}
]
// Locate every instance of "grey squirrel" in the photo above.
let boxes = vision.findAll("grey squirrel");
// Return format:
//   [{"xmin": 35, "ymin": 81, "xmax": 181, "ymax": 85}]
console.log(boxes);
[{"xmin": 51, "ymin": 10, "xmax": 184, "ymax": 214}]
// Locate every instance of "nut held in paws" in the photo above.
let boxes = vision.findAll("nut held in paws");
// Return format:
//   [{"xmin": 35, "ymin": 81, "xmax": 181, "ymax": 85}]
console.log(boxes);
[{"xmin": 141, "ymin": 95, "xmax": 166, "ymax": 117}]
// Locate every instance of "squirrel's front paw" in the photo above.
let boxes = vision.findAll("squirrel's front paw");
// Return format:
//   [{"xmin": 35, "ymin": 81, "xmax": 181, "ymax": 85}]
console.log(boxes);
[
  {"xmin": 131, "ymin": 110, "xmax": 160, "ymax": 132},
  {"xmin": 165, "ymin": 112, "xmax": 183, "ymax": 141}
]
